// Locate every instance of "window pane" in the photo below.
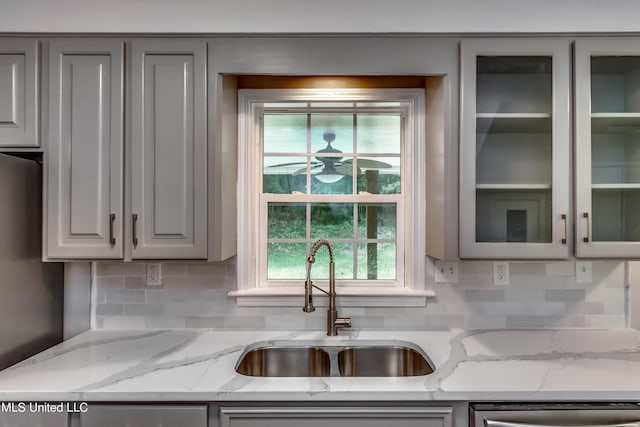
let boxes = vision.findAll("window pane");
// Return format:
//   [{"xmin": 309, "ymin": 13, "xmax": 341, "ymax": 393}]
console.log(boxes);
[
  {"xmin": 357, "ymin": 204, "xmax": 397, "ymax": 240},
  {"xmin": 268, "ymin": 203, "xmax": 306, "ymax": 239},
  {"xmin": 263, "ymin": 114, "xmax": 307, "ymax": 153},
  {"xmin": 311, "ymin": 114, "xmax": 353, "ymax": 153},
  {"xmin": 357, "ymin": 243, "xmax": 396, "ymax": 280},
  {"xmin": 263, "ymin": 156, "xmax": 307, "ymax": 194},
  {"xmin": 311, "ymin": 203, "xmax": 354, "ymax": 239},
  {"xmin": 310, "ymin": 243, "xmax": 354, "ymax": 280},
  {"xmin": 267, "ymin": 243, "xmax": 307, "ymax": 279},
  {"xmin": 355, "ymin": 157, "xmax": 401, "ymax": 194},
  {"xmin": 357, "ymin": 114, "xmax": 401, "ymax": 153}
]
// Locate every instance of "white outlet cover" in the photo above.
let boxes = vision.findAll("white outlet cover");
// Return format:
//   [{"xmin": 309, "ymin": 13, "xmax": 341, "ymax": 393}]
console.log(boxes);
[
  {"xmin": 576, "ymin": 261, "xmax": 592, "ymax": 283},
  {"xmin": 434, "ymin": 261, "xmax": 459, "ymax": 283},
  {"xmin": 146, "ymin": 262, "xmax": 162, "ymax": 286},
  {"xmin": 493, "ymin": 262, "xmax": 510, "ymax": 285}
]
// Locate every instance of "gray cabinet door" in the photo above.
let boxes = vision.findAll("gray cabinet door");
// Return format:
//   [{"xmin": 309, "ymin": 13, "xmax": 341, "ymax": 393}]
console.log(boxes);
[
  {"xmin": 220, "ymin": 407, "xmax": 453, "ymax": 427},
  {"xmin": 79, "ymin": 404, "xmax": 207, "ymax": 427},
  {"xmin": 0, "ymin": 409, "xmax": 68, "ymax": 427},
  {"xmin": 0, "ymin": 39, "xmax": 38, "ymax": 147},
  {"xmin": 46, "ymin": 40, "xmax": 124, "ymax": 259},
  {"xmin": 130, "ymin": 39, "xmax": 207, "ymax": 259}
]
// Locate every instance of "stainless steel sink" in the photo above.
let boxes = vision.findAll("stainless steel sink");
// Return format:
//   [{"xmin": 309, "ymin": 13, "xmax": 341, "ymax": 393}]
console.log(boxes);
[
  {"xmin": 235, "ymin": 340, "xmax": 434, "ymax": 377},
  {"xmin": 337, "ymin": 345, "xmax": 434, "ymax": 377},
  {"xmin": 235, "ymin": 347, "xmax": 331, "ymax": 377}
]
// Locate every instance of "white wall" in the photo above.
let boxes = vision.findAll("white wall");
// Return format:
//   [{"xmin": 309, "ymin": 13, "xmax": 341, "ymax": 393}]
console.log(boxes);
[{"xmin": 2, "ymin": 0, "xmax": 640, "ymax": 34}]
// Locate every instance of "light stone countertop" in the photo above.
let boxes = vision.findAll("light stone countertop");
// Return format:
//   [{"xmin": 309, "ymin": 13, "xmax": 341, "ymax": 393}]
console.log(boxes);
[{"xmin": 0, "ymin": 328, "xmax": 639, "ymax": 402}]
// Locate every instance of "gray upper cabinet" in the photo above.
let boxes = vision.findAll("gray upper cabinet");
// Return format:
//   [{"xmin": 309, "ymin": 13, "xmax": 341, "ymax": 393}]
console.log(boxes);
[
  {"xmin": 0, "ymin": 39, "xmax": 38, "ymax": 148},
  {"xmin": 130, "ymin": 39, "xmax": 207, "ymax": 259},
  {"xmin": 46, "ymin": 40, "xmax": 124, "ymax": 259},
  {"xmin": 459, "ymin": 39, "xmax": 571, "ymax": 259},
  {"xmin": 575, "ymin": 39, "xmax": 640, "ymax": 258}
]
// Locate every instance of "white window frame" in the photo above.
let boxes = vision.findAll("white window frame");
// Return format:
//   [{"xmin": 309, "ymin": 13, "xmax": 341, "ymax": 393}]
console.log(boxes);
[{"xmin": 231, "ymin": 88, "xmax": 432, "ymax": 307}]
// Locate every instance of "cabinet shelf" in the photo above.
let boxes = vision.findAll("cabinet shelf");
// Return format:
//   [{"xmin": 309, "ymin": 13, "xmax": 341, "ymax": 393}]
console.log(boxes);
[
  {"xmin": 591, "ymin": 113, "xmax": 640, "ymax": 132},
  {"xmin": 477, "ymin": 114, "xmax": 551, "ymax": 134},
  {"xmin": 476, "ymin": 184, "xmax": 552, "ymax": 190},
  {"xmin": 591, "ymin": 183, "xmax": 640, "ymax": 190}
]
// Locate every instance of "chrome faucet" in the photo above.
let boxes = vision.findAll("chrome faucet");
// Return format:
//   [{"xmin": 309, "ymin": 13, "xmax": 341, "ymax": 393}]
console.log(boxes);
[{"xmin": 303, "ymin": 239, "xmax": 351, "ymax": 336}]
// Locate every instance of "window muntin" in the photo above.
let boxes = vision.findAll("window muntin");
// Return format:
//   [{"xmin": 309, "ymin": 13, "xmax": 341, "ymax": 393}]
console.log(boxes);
[{"xmin": 260, "ymin": 102, "xmax": 406, "ymax": 286}]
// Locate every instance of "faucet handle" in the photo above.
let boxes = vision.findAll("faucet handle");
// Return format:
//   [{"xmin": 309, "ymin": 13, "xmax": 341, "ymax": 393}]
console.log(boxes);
[{"xmin": 335, "ymin": 317, "xmax": 351, "ymax": 329}]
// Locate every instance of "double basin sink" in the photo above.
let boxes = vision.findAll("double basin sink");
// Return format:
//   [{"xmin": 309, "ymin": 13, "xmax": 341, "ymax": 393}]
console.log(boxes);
[{"xmin": 235, "ymin": 340, "xmax": 435, "ymax": 377}]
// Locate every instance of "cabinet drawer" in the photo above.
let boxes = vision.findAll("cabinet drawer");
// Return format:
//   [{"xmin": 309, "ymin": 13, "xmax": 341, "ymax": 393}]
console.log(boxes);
[{"xmin": 220, "ymin": 407, "xmax": 452, "ymax": 427}]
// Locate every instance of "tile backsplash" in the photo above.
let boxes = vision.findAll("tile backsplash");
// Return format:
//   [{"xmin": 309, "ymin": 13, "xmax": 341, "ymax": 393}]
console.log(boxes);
[{"xmin": 94, "ymin": 259, "xmax": 629, "ymax": 330}]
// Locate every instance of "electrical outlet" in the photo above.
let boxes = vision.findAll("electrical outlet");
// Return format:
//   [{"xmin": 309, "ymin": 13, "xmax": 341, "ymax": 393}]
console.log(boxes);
[
  {"xmin": 493, "ymin": 261, "xmax": 509, "ymax": 285},
  {"xmin": 576, "ymin": 261, "xmax": 592, "ymax": 283},
  {"xmin": 146, "ymin": 262, "xmax": 162, "ymax": 286},
  {"xmin": 435, "ymin": 261, "xmax": 459, "ymax": 283}
]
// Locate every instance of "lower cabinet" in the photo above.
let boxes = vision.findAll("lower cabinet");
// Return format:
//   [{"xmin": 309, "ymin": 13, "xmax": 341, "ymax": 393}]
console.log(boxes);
[
  {"xmin": 0, "ymin": 410, "xmax": 68, "ymax": 427},
  {"xmin": 78, "ymin": 404, "xmax": 207, "ymax": 427},
  {"xmin": 219, "ymin": 407, "xmax": 453, "ymax": 427}
]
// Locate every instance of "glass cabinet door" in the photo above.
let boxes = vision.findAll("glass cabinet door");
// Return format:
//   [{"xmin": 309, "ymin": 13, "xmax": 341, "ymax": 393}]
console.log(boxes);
[
  {"xmin": 576, "ymin": 39, "xmax": 640, "ymax": 257},
  {"xmin": 460, "ymin": 40, "xmax": 570, "ymax": 259}
]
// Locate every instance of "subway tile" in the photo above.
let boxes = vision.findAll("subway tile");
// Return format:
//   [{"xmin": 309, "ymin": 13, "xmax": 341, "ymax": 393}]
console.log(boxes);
[
  {"xmin": 105, "ymin": 290, "xmax": 146, "ymax": 304},
  {"xmin": 510, "ymin": 262, "xmax": 546, "ymax": 276},
  {"xmin": 459, "ymin": 262, "xmax": 493, "ymax": 275},
  {"xmin": 585, "ymin": 315, "xmax": 626, "ymax": 328},
  {"xmin": 423, "ymin": 315, "xmax": 465, "ymax": 330},
  {"xmin": 350, "ymin": 316, "xmax": 384, "ymax": 329},
  {"xmin": 224, "ymin": 316, "xmax": 266, "ymax": 329},
  {"xmin": 95, "ymin": 303, "xmax": 123, "ymax": 316},
  {"xmin": 185, "ymin": 316, "xmax": 225, "ymax": 328},
  {"xmin": 592, "ymin": 262, "xmax": 625, "ymax": 288},
  {"xmin": 265, "ymin": 315, "xmax": 311, "ymax": 330},
  {"xmin": 125, "ymin": 277, "xmax": 149, "ymax": 289},
  {"xmin": 145, "ymin": 316, "xmax": 186, "ymax": 328},
  {"xmin": 466, "ymin": 302, "xmax": 526, "ymax": 316},
  {"xmin": 96, "ymin": 262, "xmax": 145, "ymax": 277},
  {"xmin": 565, "ymin": 301, "xmax": 605, "ymax": 315},
  {"xmin": 95, "ymin": 276, "xmax": 125, "ymax": 290},
  {"xmin": 186, "ymin": 263, "xmax": 229, "ymax": 277},
  {"xmin": 123, "ymin": 303, "xmax": 164, "ymax": 316},
  {"xmin": 522, "ymin": 302, "xmax": 566, "ymax": 316},
  {"xmin": 464, "ymin": 289, "xmax": 506, "ymax": 302},
  {"xmin": 545, "ymin": 289, "xmax": 586, "ymax": 302},
  {"xmin": 504, "ymin": 289, "xmax": 545, "ymax": 302},
  {"xmin": 465, "ymin": 314, "xmax": 506, "ymax": 330},
  {"xmin": 506, "ymin": 315, "xmax": 545, "ymax": 328},
  {"xmin": 101, "ymin": 316, "xmax": 146, "ymax": 329},
  {"xmin": 544, "ymin": 262, "xmax": 575, "ymax": 277},
  {"xmin": 163, "ymin": 277, "xmax": 217, "ymax": 290},
  {"xmin": 544, "ymin": 315, "xmax": 586, "ymax": 328},
  {"xmin": 162, "ymin": 263, "xmax": 187, "ymax": 277}
]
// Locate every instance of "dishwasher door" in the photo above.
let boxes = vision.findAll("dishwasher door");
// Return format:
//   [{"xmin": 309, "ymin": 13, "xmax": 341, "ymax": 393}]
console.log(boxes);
[{"xmin": 471, "ymin": 403, "xmax": 640, "ymax": 427}]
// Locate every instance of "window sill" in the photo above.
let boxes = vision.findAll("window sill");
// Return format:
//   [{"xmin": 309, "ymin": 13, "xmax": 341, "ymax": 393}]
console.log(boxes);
[{"xmin": 228, "ymin": 287, "xmax": 435, "ymax": 307}]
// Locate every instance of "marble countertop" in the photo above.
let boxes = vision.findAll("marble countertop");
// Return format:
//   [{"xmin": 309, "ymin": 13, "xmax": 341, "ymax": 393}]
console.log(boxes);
[{"xmin": 0, "ymin": 328, "xmax": 639, "ymax": 402}]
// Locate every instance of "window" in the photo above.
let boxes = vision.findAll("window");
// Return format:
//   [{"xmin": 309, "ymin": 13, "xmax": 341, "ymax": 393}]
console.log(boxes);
[{"xmin": 233, "ymin": 89, "xmax": 430, "ymax": 307}]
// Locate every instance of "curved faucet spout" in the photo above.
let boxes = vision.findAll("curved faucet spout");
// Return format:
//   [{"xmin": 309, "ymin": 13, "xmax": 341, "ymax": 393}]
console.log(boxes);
[{"xmin": 302, "ymin": 239, "xmax": 351, "ymax": 336}]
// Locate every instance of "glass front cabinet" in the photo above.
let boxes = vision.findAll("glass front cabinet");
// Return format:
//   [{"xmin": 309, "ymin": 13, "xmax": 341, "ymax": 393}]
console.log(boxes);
[
  {"xmin": 460, "ymin": 40, "xmax": 571, "ymax": 259},
  {"xmin": 575, "ymin": 39, "xmax": 640, "ymax": 258}
]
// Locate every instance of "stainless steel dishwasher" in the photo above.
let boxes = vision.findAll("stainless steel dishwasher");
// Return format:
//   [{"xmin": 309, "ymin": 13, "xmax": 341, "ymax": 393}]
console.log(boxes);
[{"xmin": 471, "ymin": 403, "xmax": 640, "ymax": 427}]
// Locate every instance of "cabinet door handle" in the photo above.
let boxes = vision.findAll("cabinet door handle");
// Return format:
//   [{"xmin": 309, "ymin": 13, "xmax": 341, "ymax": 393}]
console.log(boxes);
[
  {"xmin": 485, "ymin": 420, "xmax": 640, "ymax": 427},
  {"xmin": 109, "ymin": 213, "xmax": 116, "ymax": 246},
  {"xmin": 561, "ymin": 213, "xmax": 568, "ymax": 245},
  {"xmin": 583, "ymin": 212, "xmax": 590, "ymax": 243},
  {"xmin": 132, "ymin": 213, "xmax": 138, "ymax": 247}
]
